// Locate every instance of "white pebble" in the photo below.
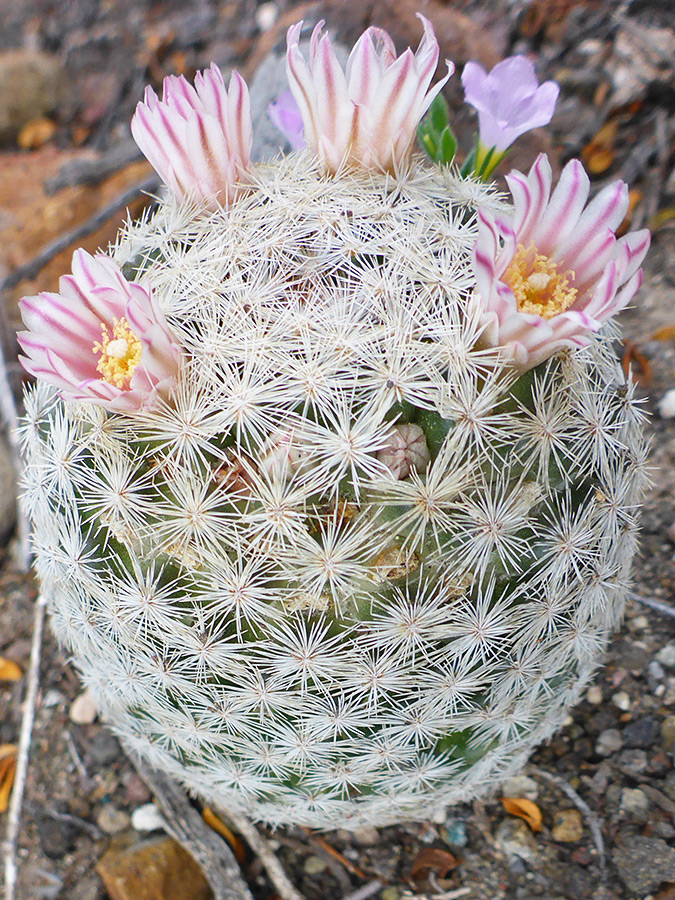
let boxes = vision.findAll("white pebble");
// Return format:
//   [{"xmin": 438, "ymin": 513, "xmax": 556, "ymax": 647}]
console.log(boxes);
[
  {"xmin": 69, "ymin": 689, "xmax": 98, "ymax": 724},
  {"xmin": 612, "ymin": 690, "xmax": 631, "ymax": 711},
  {"xmin": 658, "ymin": 388, "xmax": 675, "ymax": 418},
  {"xmin": 586, "ymin": 685, "xmax": 603, "ymax": 705},
  {"xmin": 255, "ymin": 2, "xmax": 278, "ymax": 31},
  {"xmin": 131, "ymin": 803, "xmax": 165, "ymax": 832}
]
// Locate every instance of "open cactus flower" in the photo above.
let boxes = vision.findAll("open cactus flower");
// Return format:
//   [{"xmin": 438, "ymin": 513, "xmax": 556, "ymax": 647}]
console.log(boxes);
[
  {"xmin": 18, "ymin": 250, "xmax": 182, "ymax": 413},
  {"xmin": 473, "ymin": 154, "xmax": 651, "ymax": 370},
  {"xmin": 19, "ymin": 14, "xmax": 651, "ymax": 830}
]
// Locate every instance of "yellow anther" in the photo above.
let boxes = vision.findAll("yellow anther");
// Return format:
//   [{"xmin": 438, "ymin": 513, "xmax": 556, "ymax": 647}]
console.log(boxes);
[
  {"xmin": 93, "ymin": 317, "xmax": 142, "ymax": 388},
  {"xmin": 504, "ymin": 242, "xmax": 577, "ymax": 319}
]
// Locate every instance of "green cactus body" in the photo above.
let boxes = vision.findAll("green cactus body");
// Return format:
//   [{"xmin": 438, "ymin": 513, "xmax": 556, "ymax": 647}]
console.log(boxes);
[{"xmin": 21, "ymin": 156, "xmax": 647, "ymax": 828}]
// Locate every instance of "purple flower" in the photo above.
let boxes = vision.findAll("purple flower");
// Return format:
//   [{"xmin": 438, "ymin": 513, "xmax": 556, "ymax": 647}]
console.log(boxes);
[
  {"xmin": 268, "ymin": 90, "xmax": 306, "ymax": 150},
  {"xmin": 461, "ymin": 56, "xmax": 559, "ymax": 158},
  {"xmin": 286, "ymin": 15, "xmax": 453, "ymax": 173},
  {"xmin": 131, "ymin": 64, "xmax": 252, "ymax": 207},
  {"xmin": 472, "ymin": 154, "xmax": 650, "ymax": 371}
]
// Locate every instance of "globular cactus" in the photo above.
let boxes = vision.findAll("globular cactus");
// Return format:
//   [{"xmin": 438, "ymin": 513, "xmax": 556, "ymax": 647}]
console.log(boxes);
[{"xmin": 18, "ymin": 17, "xmax": 650, "ymax": 828}]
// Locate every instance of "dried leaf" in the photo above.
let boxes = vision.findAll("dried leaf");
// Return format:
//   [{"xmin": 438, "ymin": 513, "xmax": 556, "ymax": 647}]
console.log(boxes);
[
  {"xmin": 617, "ymin": 188, "xmax": 643, "ymax": 236},
  {"xmin": 410, "ymin": 847, "xmax": 459, "ymax": 879},
  {"xmin": 501, "ymin": 796, "xmax": 543, "ymax": 832},
  {"xmin": 202, "ymin": 806, "xmax": 246, "ymax": 864},
  {"xmin": 649, "ymin": 207, "xmax": 675, "ymax": 231},
  {"xmin": 0, "ymin": 658, "xmax": 22, "ymax": 681},
  {"xmin": 0, "ymin": 745, "xmax": 17, "ymax": 813},
  {"xmin": 622, "ymin": 340, "xmax": 652, "ymax": 387},
  {"xmin": 651, "ymin": 325, "xmax": 675, "ymax": 342},
  {"xmin": 582, "ymin": 120, "xmax": 618, "ymax": 175},
  {"xmin": 17, "ymin": 117, "xmax": 57, "ymax": 151}
]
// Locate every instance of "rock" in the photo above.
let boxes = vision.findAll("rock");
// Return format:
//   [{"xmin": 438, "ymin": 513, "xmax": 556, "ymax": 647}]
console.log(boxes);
[
  {"xmin": 657, "ymin": 644, "xmax": 675, "ymax": 668},
  {"xmin": 96, "ymin": 836, "xmax": 211, "ymax": 900},
  {"xmin": 96, "ymin": 805, "xmax": 131, "ymax": 835},
  {"xmin": 34, "ymin": 805, "xmax": 79, "ymax": 859},
  {"xmin": 70, "ymin": 689, "xmax": 98, "ymax": 724},
  {"xmin": 352, "ymin": 825, "xmax": 380, "ymax": 847},
  {"xmin": 616, "ymin": 748, "xmax": 648, "ymax": 777},
  {"xmin": 303, "ymin": 855, "xmax": 328, "ymax": 875},
  {"xmin": 0, "ymin": 51, "xmax": 63, "ymax": 144},
  {"xmin": 613, "ymin": 835, "xmax": 675, "ymax": 895},
  {"xmin": 551, "ymin": 809, "xmax": 583, "ymax": 842},
  {"xmin": 501, "ymin": 774, "xmax": 539, "ymax": 801},
  {"xmin": 595, "ymin": 728, "xmax": 622, "ymax": 757},
  {"xmin": 664, "ymin": 771, "xmax": 675, "ymax": 802},
  {"xmin": 85, "ymin": 729, "xmax": 121, "ymax": 768},
  {"xmin": 619, "ymin": 788, "xmax": 650, "ymax": 823},
  {"xmin": 662, "ymin": 715, "xmax": 675, "ymax": 752},
  {"xmin": 494, "ymin": 819, "xmax": 539, "ymax": 864},
  {"xmin": 441, "ymin": 816, "xmax": 468, "ymax": 848},
  {"xmin": 612, "ymin": 690, "xmax": 631, "ymax": 711},
  {"xmin": 0, "ymin": 437, "xmax": 16, "ymax": 546},
  {"xmin": 255, "ymin": 1, "xmax": 279, "ymax": 31},
  {"xmin": 124, "ymin": 773, "xmax": 152, "ymax": 805},
  {"xmin": 623, "ymin": 716, "xmax": 659, "ymax": 749},
  {"xmin": 131, "ymin": 804, "xmax": 165, "ymax": 833},
  {"xmin": 585, "ymin": 685, "xmax": 603, "ymax": 705},
  {"xmin": 381, "ymin": 889, "xmax": 401, "ymax": 900}
]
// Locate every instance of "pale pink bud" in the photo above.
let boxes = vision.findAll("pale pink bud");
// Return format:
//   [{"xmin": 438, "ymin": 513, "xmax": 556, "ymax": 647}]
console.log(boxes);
[
  {"xmin": 286, "ymin": 14, "xmax": 453, "ymax": 173},
  {"xmin": 18, "ymin": 250, "xmax": 183, "ymax": 413},
  {"xmin": 131, "ymin": 64, "xmax": 252, "ymax": 206},
  {"xmin": 377, "ymin": 424, "xmax": 430, "ymax": 479}
]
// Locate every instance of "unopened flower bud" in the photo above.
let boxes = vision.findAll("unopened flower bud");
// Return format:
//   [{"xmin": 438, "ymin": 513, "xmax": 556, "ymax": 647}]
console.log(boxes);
[{"xmin": 377, "ymin": 423, "xmax": 430, "ymax": 479}]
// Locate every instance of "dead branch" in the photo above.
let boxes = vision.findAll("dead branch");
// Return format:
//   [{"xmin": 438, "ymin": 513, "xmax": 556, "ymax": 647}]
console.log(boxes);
[
  {"xmin": 132, "ymin": 758, "xmax": 255, "ymax": 900},
  {"xmin": 44, "ymin": 141, "xmax": 144, "ymax": 194},
  {"xmin": 633, "ymin": 592, "xmax": 675, "ymax": 620},
  {"xmin": 2, "ymin": 593, "xmax": 47, "ymax": 900},
  {"xmin": 0, "ymin": 175, "xmax": 159, "ymax": 294}
]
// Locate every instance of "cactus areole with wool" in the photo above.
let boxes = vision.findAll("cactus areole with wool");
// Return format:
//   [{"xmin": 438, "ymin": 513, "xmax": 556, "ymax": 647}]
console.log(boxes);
[{"xmin": 19, "ymin": 16, "xmax": 650, "ymax": 828}]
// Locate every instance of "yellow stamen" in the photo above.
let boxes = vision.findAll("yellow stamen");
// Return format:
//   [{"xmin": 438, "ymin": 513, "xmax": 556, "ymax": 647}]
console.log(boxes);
[
  {"xmin": 504, "ymin": 242, "xmax": 577, "ymax": 319},
  {"xmin": 93, "ymin": 317, "xmax": 142, "ymax": 388}
]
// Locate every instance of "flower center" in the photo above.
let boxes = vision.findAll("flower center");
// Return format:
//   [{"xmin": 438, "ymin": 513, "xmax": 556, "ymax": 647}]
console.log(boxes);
[
  {"xmin": 504, "ymin": 242, "xmax": 577, "ymax": 319},
  {"xmin": 93, "ymin": 317, "xmax": 142, "ymax": 388}
]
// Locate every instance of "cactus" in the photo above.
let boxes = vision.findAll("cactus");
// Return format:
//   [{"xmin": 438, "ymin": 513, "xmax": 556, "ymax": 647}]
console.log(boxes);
[{"xmin": 18, "ymin": 18, "xmax": 650, "ymax": 829}]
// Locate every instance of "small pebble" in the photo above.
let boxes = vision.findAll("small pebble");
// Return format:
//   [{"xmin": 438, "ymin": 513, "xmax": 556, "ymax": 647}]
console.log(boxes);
[
  {"xmin": 595, "ymin": 728, "xmax": 623, "ymax": 757},
  {"xmin": 617, "ymin": 749, "xmax": 648, "ymax": 777},
  {"xmin": 612, "ymin": 691, "xmax": 631, "ymax": 711},
  {"xmin": 586, "ymin": 685, "xmax": 603, "ymax": 705},
  {"xmin": 620, "ymin": 788, "xmax": 650, "ymax": 822},
  {"xmin": 96, "ymin": 805, "xmax": 131, "ymax": 835},
  {"xmin": 255, "ymin": 1, "xmax": 278, "ymax": 31},
  {"xmin": 303, "ymin": 855, "xmax": 328, "ymax": 876},
  {"xmin": 631, "ymin": 615, "xmax": 649, "ymax": 631},
  {"xmin": 648, "ymin": 661, "xmax": 666, "ymax": 681},
  {"xmin": 381, "ymin": 889, "xmax": 401, "ymax": 900},
  {"xmin": 501, "ymin": 774, "xmax": 539, "ymax": 801},
  {"xmin": 494, "ymin": 819, "xmax": 539, "ymax": 863},
  {"xmin": 441, "ymin": 818, "xmax": 468, "ymax": 848},
  {"xmin": 656, "ymin": 644, "xmax": 675, "ymax": 668},
  {"xmin": 124, "ymin": 773, "xmax": 152, "ymax": 805},
  {"xmin": 131, "ymin": 803, "xmax": 165, "ymax": 832},
  {"xmin": 658, "ymin": 388, "xmax": 675, "ymax": 418},
  {"xmin": 42, "ymin": 689, "xmax": 65, "ymax": 708},
  {"xmin": 69, "ymin": 689, "xmax": 98, "ymax": 724},
  {"xmin": 623, "ymin": 716, "xmax": 659, "ymax": 749},
  {"xmin": 571, "ymin": 846, "xmax": 592, "ymax": 866},
  {"xmin": 662, "ymin": 715, "xmax": 675, "ymax": 752},
  {"xmin": 352, "ymin": 825, "xmax": 379, "ymax": 847},
  {"xmin": 551, "ymin": 808, "xmax": 583, "ymax": 842}
]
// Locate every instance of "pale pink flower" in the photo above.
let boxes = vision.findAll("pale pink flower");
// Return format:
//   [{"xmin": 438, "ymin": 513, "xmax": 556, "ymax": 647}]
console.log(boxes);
[
  {"xmin": 18, "ymin": 250, "xmax": 183, "ymax": 413},
  {"xmin": 472, "ymin": 153, "xmax": 650, "ymax": 370},
  {"xmin": 286, "ymin": 14, "xmax": 453, "ymax": 173},
  {"xmin": 461, "ymin": 56, "xmax": 558, "ymax": 171},
  {"xmin": 268, "ymin": 90, "xmax": 306, "ymax": 150},
  {"xmin": 131, "ymin": 64, "xmax": 252, "ymax": 205}
]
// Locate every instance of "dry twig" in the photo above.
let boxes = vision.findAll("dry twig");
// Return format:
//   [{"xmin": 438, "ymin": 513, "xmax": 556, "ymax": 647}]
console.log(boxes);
[
  {"xmin": 44, "ymin": 141, "xmax": 144, "ymax": 193},
  {"xmin": 633, "ymin": 592, "xmax": 675, "ymax": 620},
  {"xmin": 527, "ymin": 765, "xmax": 606, "ymax": 873},
  {"xmin": 341, "ymin": 881, "xmax": 383, "ymax": 900},
  {"xmin": 218, "ymin": 804, "xmax": 307, "ymax": 900},
  {"xmin": 2, "ymin": 593, "xmax": 47, "ymax": 900},
  {"xmin": 133, "ymin": 758, "xmax": 255, "ymax": 900},
  {"xmin": 0, "ymin": 175, "xmax": 159, "ymax": 294},
  {"xmin": 301, "ymin": 826, "xmax": 371, "ymax": 880}
]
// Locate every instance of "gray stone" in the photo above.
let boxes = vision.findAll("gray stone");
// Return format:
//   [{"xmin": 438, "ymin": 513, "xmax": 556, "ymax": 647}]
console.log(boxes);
[
  {"xmin": 96, "ymin": 805, "xmax": 131, "ymax": 835},
  {"xmin": 501, "ymin": 774, "xmax": 539, "ymax": 801},
  {"xmin": 0, "ymin": 436, "xmax": 16, "ymax": 546},
  {"xmin": 613, "ymin": 835, "xmax": 675, "ymax": 894},
  {"xmin": 623, "ymin": 716, "xmax": 659, "ymax": 749},
  {"xmin": 494, "ymin": 819, "xmax": 539, "ymax": 864},
  {"xmin": 351, "ymin": 825, "xmax": 380, "ymax": 847},
  {"xmin": 616, "ymin": 748, "xmax": 648, "ymax": 777},
  {"xmin": 662, "ymin": 715, "xmax": 675, "ymax": 751},
  {"xmin": 303, "ymin": 855, "xmax": 328, "ymax": 876},
  {"xmin": 619, "ymin": 787, "xmax": 650, "ymax": 822},
  {"xmin": 0, "ymin": 50, "xmax": 63, "ymax": 143},
  {"xmin": 656, "ymin": 644, "xmax": 675, "ymax": 668},
  {"xmin": 595, "ymin": 728, "xmax": 622, "ymax": 757}
]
